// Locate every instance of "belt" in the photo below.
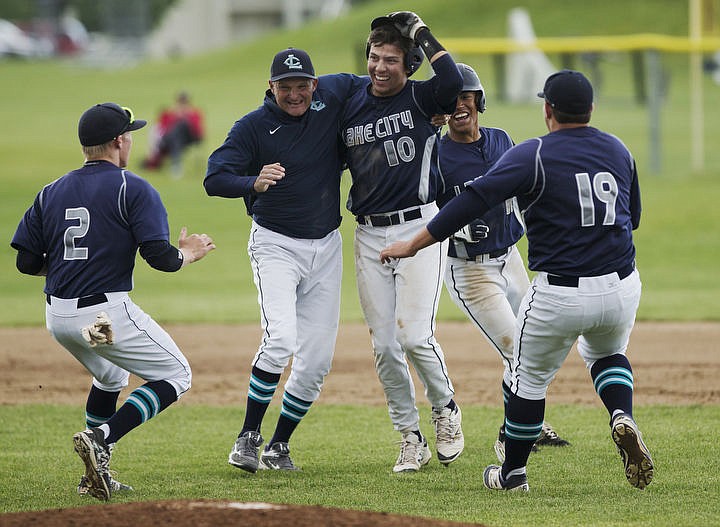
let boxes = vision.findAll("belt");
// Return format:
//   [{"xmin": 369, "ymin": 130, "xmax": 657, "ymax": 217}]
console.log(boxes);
[
  {"xmin": 46, "ymin": 293, "xmax": 109, "ymax": 308},
  {"xmin": 464, "ymin": 248, "xmax": 509, "ymax": 261},
  {"xmin": 547, "ymin": 262, "xmax": 635, "ymax": 287},
  {"xmin": 356, "ymin": 207, "xmax": 422, "ymax": 227}
]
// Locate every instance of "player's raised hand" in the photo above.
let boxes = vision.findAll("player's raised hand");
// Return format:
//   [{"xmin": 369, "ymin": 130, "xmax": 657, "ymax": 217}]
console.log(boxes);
[
  {"xmin": 254, "ymin": 162, "xmax": 285, "ymax": 193},
  {"xmin": 178, "ymin": 226, "xmax": 216, "ymax": 266},
  {"xmin": 388, "ymin": 11, "xmax": 427, "ymax": 41}
]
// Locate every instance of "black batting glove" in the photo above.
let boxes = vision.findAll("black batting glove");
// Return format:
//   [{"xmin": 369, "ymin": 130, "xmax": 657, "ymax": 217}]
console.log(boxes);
[{"xmin": 388, "ymin": 11, "xmax": 428, "ymax": 41}]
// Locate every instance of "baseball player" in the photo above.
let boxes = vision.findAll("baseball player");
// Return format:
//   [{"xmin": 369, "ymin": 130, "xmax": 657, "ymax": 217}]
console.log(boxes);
[
  {"xmin": 205, "ymin": 48, "xmax": 365, "ymax": 472},
  {"xmin": 381, "ymin": 70, "xmax": 653, "ymax": 491},
  {"xmin": 433, "ymin": 63, "xmax": 569, "ymax": 460},
  {"xmin": 11, "ymin": 102, "xmax": 215, "ymax": 501},
  {"xmin": 340, "ymin": 12, "xmax": 464, "ymax": 472}
]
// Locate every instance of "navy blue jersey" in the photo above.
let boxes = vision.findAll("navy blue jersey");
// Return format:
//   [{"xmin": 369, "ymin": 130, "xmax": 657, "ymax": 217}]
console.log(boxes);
[
  {"xmin": 11, "ymin": 160, "xmax": 170, "ymax": 298},
  {"xmin": 341, "ymin": 54, "xmax": 462, "ymax": 216},
  {"xmin": 205, "ymin": 73, "xmax": 365, "ymax": 239},
  {"xmin": 427, "ymin": 126, "xmax": 641, "ymax": 276},
  {"xmin": 437, "ymin": 126, "xmax": 524, "ymax": 257}
]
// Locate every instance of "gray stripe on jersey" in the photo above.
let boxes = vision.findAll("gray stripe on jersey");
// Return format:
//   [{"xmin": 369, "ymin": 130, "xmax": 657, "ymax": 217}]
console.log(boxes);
[
  {"xmin": 523, "ymin": 138, "xmax": 545, "ymax": 214},
  {"xmin": 418, "ymin": 134, "xmax": 436, "ymax": 203},
  {"xmin": 118, "ymin": 170, "xmax": 129, "ymax": 226}
]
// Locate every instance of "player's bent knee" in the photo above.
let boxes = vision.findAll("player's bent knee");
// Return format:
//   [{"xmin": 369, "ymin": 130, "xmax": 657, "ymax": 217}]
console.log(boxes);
[
  {"xmin": 165, "ymin": 369, "xmax": 192, "ymax": 398},
  {"xmin": 92, "ymin": 372, "xmax": 130, "ymax": 393}
]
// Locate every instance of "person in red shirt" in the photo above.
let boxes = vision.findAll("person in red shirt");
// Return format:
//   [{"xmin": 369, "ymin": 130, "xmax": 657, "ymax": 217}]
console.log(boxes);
[{"xmin": 143, "ymin": 91, "xmax": 205, "ymax": 175}]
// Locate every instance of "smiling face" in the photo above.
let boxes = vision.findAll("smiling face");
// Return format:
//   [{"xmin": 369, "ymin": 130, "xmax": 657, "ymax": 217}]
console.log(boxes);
[
  {"xmin": 270, "ymin": 77, "xmax": 318, "ymax": 117},
  {"xmin": 448, "ymin": 91, "xmax": 480, "ymax": 142},
  {"xmin": 367, "ymin": 43, "xmax": 408, "ymax": 97}
]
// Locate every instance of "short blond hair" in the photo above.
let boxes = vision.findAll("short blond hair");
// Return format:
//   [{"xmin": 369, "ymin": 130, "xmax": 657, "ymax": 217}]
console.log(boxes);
[
  {"xmin": 82, "ymin": 140, "xmax": 113, "ymax": 159},
  {"xmin": 81, "ymin": 131, "xmax": 131, "ymax": 159}
]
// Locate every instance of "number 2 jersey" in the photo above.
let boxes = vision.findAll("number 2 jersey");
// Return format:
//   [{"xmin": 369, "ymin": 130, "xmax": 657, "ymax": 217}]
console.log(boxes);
[
  {"xmin": 341, "ymin": 54, "xmax": 461, "ymax": 216},
  {"xmin": 11, "ymin": 160, "xmax": 170, "ymax": 297},
  {"xmin": 428, "ymin": 126, "xmax": 641, "ymax": 276}
]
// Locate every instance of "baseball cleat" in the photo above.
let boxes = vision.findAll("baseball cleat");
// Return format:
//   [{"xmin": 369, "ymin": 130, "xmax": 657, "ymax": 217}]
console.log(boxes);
[
  {"xmin": 482, "ymin": 465, "xmax": 529, "ymax": 492},
  {"xmin": 72, "ymin": 428, "xmax": 112, "ymax": 501},
  {"xmin": 228, "ymin": 431, "xmax": 264, "ymax": 473},
  {"xmin": 535, "ymin": 422, "xmax": 571, "ymax": 447},
  {"xmin": 431, "ymin": 404, "xmax": 464, "ymax": 465},
  {"xmin": 259, "ymin": 442, "xmax": 299, "ymax": 470},
  {"xmin": 77, "ymin": 473, "xmax": 133, "ymax": 496},
  {"xmin": 611, "ymin": 413, "xmax": 654, "ymax": 490},
  {"xmin": 393, "ymin": 431, "xmax": 432, "ymax": 473}
]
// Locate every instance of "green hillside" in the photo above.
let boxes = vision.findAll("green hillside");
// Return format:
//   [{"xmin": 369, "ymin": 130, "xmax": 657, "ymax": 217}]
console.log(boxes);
[{"xmin": 2, "ymin": 0, "xmax": 719, "ymax": 325}]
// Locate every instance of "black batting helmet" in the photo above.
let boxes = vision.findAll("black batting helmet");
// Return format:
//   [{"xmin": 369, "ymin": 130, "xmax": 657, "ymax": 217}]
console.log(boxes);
[
  {"xmin": 367, "ymin": 16, "xmax": 424, "ymax": 77},
  {"xmin": 457, "ymin": 63, "xmax": 486, "ymax": 113}
]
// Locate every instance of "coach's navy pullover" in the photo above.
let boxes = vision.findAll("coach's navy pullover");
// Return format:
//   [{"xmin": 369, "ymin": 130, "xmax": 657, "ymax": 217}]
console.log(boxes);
[{"xmin": 205, "ymin": 74, "xmax": 364, "ymax": 239}]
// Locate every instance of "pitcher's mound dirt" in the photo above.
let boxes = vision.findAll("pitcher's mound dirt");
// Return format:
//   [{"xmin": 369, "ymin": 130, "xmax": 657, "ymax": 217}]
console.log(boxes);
[{"xmin": 0, "ymin": 500, "xmax": 487, "ymax": 527}]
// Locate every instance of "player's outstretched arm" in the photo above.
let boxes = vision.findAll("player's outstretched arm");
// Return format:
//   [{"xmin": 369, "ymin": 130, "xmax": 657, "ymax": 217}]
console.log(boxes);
[
  {"xmin": 380, "ymin": 227, "xmax": 437, "ymax": 263},
  {"xmin": 179, "ymin": 227, "xmax": 216, "ymax": 267}
]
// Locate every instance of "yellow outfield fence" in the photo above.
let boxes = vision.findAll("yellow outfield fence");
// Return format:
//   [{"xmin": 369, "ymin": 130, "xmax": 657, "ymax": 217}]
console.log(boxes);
[
  {"xmin": 437, "ymin": 33, "xmax": 720, "ymax": 174},
  {"xmin": 440, "ymin": 34, "xmax": 720, "ymax": 55}
]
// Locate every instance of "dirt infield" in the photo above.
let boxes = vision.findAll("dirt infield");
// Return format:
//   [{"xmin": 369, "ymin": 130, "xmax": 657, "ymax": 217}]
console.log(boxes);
[
  {"xmin": 2, "ymin": 321, "xmax": 718, "ymax": 407},
  {"xmin": 1, "ymin": 321, "xmax": 718, "ymax": 525}
]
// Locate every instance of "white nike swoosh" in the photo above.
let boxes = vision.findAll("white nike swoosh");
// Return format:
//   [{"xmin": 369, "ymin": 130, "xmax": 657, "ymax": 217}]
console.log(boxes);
[{"xmin": 269, "ymin": 126, "xmax": 281, "ymax": 135}]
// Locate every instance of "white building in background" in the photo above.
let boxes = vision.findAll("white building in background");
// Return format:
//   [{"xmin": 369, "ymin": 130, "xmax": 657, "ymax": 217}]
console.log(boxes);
[
  {"xmin": 147, "ymin": 0, "xmax": 349, "ymax": 60},
  {"xmin": 505, "ymin": 7, "xmax": 556, "ymax": 103}
]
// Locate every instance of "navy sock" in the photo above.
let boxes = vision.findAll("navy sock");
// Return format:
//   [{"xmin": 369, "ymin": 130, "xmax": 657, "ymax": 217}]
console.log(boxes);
[
  {"xmin": 503, "ymin": 393, "xmax": 544, "ymax": 477},
  {"xmin": 105, "ymin": 380, "xmax": 177, "ymax": 444},
  {"xmin": 85, "ymin": 385, "xmax": 120, "ymax": 429},
  {"xmin": 591, "ymin": 354, "xmax": 634, "ymax": 420},
  {"xmin": 500, "ymin": 380, "xmax": 512, "ymax": 431},
  {"xmin": 268, "ymin": 391, "xmax": 312, "ymax": 446},
  {"xmin": 240, "ymin": 367, "xmax": 280, "ymax": 436}
]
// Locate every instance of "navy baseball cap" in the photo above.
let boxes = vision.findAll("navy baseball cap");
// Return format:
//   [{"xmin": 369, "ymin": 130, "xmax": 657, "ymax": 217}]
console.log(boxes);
[
  {"xmin": 537, "ymin": 70, "xmax": 593, "ymax": 114},
  {"xmin": 78, "ymin": 103, "xmax": 147, "ymax": 146},
  {"xmin": 270, "ymin": 48, "xmax": 316, "ymax": 82}
]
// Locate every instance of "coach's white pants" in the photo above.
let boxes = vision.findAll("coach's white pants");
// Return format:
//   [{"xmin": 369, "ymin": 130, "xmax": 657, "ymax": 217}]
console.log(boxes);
[{"xmin": 248, "ymin": 222, "xmax": 341, "ymax": 402}]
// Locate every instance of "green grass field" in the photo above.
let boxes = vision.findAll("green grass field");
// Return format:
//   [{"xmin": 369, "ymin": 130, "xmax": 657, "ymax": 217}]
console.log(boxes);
[
  {"xmin": 2, "ymin": 404, "xmax": 719, "ymax": 525},
  {"xmin": 2, "ymin": 1, "xmax": 719, "ymax": 525}
]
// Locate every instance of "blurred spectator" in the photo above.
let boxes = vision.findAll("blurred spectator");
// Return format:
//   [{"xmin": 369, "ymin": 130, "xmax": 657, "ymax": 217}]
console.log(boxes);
[{"xmin": 143, "ymin": 91, "xmax": 205, "ymax": 176}]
